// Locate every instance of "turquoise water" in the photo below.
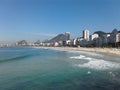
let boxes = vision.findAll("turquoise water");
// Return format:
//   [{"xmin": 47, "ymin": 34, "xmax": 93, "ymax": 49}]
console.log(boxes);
[{"xmin": 0, "ymin": 47, "xmax": 120, "ymax": 90}]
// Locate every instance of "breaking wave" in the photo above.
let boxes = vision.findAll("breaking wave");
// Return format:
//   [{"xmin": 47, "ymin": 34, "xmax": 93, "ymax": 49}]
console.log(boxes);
[
  {"xmin": 70, "ymin": 55, "xmax": 120, "ymax": 70},
  {"xmin": 70, "ymin": 55, "xmax": 92, "ymax": 61},
  {"xmin": 78, "ymin": 60, "xmax": 120, "ymax": 70}
]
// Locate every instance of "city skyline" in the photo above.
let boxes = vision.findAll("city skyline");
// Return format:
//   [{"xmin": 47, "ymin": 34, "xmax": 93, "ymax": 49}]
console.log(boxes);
[{"xmin": 0, "ymin": 0, "xmax": 120, "ymax": 43}]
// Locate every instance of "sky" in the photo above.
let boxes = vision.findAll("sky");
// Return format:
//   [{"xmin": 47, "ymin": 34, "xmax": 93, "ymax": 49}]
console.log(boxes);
[{"xmin": 0, "ymin": 0, "xmax": 120, "ymax": 43}]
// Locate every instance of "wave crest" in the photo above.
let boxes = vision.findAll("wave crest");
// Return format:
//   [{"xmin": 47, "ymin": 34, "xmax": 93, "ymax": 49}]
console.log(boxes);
[
  {"xmin": 0, "ymin": 54, "xmax": 31, "ymax": 63},
  {"xmin": 70, "ymin": 55, "xmax": 120, "ymax": 70}
]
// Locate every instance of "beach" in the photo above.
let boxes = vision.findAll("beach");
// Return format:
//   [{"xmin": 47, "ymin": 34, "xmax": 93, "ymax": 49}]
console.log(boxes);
[{"xmin": 37, "ymin": 47, "xmax": 120, "ymax": 56}]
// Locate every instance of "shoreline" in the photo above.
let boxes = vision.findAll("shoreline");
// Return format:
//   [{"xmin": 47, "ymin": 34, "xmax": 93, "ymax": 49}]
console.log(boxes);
[{"xmin": 35, "ymin": 47, "xmax": 120, "ymax": 56}]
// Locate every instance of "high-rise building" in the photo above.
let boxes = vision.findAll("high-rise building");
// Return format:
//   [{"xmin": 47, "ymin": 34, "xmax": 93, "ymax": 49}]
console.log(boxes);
[
  {"xmin": 116, "ymin": 32, "xmax": 120, "ymax": 42},
  {"xmin": 65, "ymin": 32, "xmax": 70, "ymax": 40},
  {"xmin": 83, "ymin": 29, "xmax": 89, "ymax": 41}
]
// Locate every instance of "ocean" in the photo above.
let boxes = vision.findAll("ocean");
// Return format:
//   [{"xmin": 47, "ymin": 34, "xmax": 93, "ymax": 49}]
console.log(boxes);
[{"xmin": 0, "ymin": 47, "xmax": 120, "ymax": 90}]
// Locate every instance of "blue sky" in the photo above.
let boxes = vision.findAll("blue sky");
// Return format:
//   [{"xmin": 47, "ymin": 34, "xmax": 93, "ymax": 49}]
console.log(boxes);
[{"xmin": 0, "ymin": 0, "xmax": 120, "ymax": 43}]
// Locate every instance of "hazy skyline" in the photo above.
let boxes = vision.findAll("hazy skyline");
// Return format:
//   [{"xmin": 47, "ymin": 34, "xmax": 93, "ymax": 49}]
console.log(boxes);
[{"xmin": 0, "ymin": 0, "xmax": 120, "ymax": 43}]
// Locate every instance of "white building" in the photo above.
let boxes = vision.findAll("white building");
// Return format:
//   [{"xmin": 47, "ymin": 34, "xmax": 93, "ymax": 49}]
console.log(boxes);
[
  {"xmin": 106, "ymin": 33, "xmax": 111, "ymax": 37},
  {"xmin": 58, "ymin": 41, "xmax": 63, "ymax": 46},
  {"xmin": 90, "ymin": 33, "xmax": 99, "ymax": 41},
  {"xmin": 66, "ymin": 40, "xmax": 71, "ymax": 46},
  {"xmin": 65, "ymin": 32, "xmax": 70, "ymax": 40},
  {"xmin": 102, "ymin": 33, "xmax": 111, "ymax": 44},
  {"xmin": 76, "ymin": 37, "xmax": 83, "ymax": 46},
  {"xmin": 54, "ymin": 42, "xmax": 59, "ymax": 47},
  {"xmin": 110, "ymin": 29, "xmax": 118, "ymax": 43},
  {"xmin": 83, "ymin": 29, "xmax": 89, "ymax": 41},
  {"xmin": 116, "ymin": 32, "xmax": 120, "ymax": 42},
  {"xmin": 72, "ymin": 38, "xmax": 77, "ymax": 46}
]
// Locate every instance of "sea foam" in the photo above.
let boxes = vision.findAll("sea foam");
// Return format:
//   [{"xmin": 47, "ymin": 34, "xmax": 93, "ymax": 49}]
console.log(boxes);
[
  {"xmin": 70, "ymin": 55, "xmax": 120, "ymax": 70},
  {"xmin": 70, "ymin": 55, "xmax": 92, "ymax": 61},
  {"xmin": 70, "ymin": 55, "xmax": 86, "ymax": 59},
  {"xmin": 78, "ymin": 60, "xmax": 120, "ymax": 70}
]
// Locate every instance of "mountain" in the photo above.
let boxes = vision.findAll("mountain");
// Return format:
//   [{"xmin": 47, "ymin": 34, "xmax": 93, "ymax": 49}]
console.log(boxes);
[
  {"xmin": 49, "ymin": 34, "xmax": 65, "ymax": 43},
  {"xmin": 112, "ymin": 28, "xmax": 118, "ymax": 34},
  {"xmin": 94, "ymin": 31, "xmax": 106, "ymax": 37},
  {"xmin": 34, "ymin": 40, "xmax": 41, "ymax": 44}
]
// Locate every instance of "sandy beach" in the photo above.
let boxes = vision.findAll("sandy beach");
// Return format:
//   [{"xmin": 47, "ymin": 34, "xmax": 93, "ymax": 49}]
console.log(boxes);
[{"xmin": 37, "ymin": 47, "xmax": 120, "ymax": 56}]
